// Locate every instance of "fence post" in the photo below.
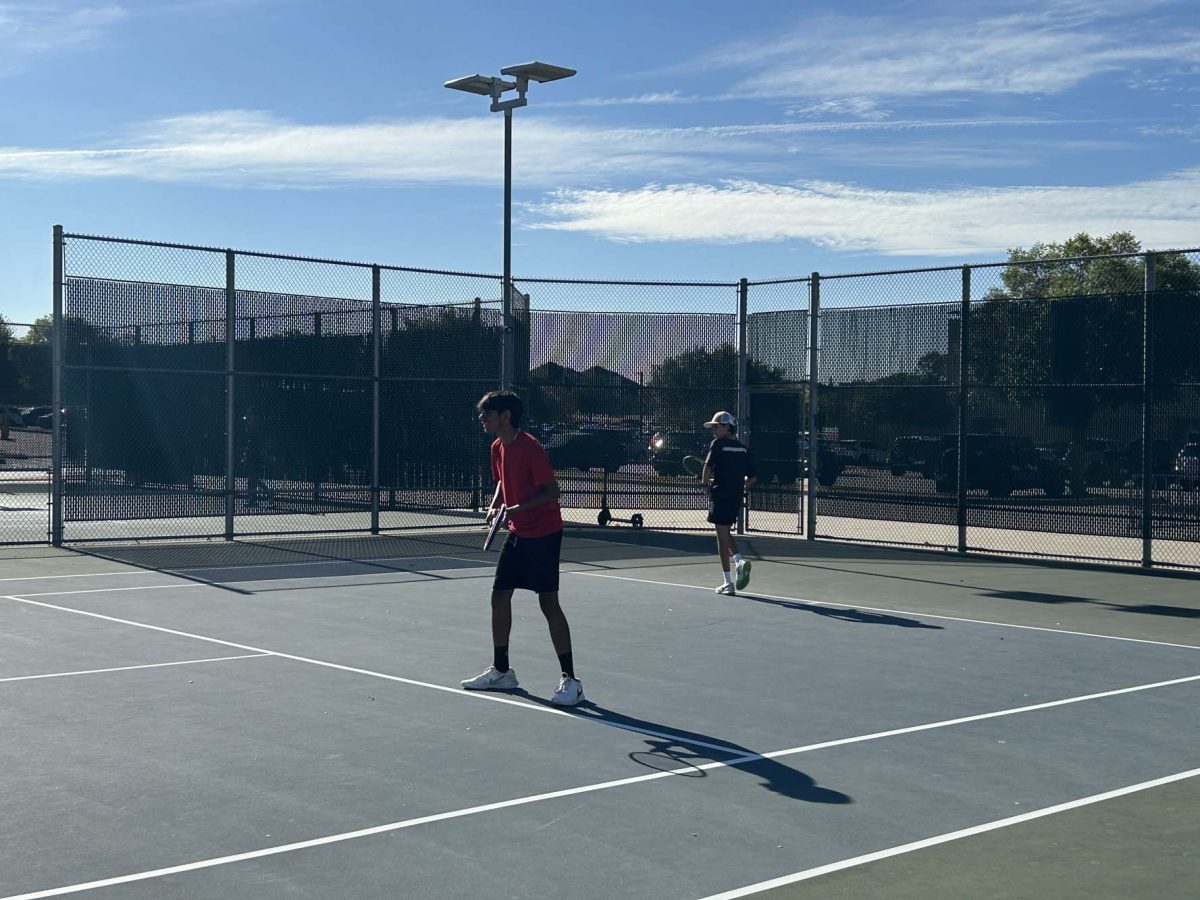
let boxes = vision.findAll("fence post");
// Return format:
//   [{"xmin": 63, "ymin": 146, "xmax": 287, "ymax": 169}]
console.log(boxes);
[
  {"xmin": 371, "ymin": 265, "xmax": 381, "ymax": 535},
  {"xmin": 736, "ymin": 278, "xmax": 749, "ymax": 535},
  {"xmin": 1141, "ymin": 253, "xmax": 1156, "ymax": 567},
  {"xmin": 806, "ymin": 273, "xmax": 820, "ymax": 540},
  {"xmin": 224, "ymin": 250, "xmax": 236, "ymax": 541},
  {"xmin": 51, "ymin": 225, "xmax": 64, "ymax": 547},
  {"xmin": 958, "ymin": 265, "xmax": 970, "ymax": 554}
]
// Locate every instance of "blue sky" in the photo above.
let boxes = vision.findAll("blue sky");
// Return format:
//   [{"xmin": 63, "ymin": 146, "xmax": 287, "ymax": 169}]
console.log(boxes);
[{"xmin": 1, "ymin": 0, "xmax": 1198, "ymax": 324}]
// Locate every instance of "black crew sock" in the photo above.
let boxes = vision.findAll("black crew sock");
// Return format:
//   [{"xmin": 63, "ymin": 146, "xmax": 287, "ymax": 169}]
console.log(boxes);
[
  {"xmin": 494, "ymin": 645, "xmax": 509, "ymax": 673},
  {"xmin": 558, "ymin": 652, "xmax": 575, "ymax": 679}
]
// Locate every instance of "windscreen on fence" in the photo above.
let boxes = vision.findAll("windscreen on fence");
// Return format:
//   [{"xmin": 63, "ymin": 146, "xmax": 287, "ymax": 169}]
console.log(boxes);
[{"xmin": 52, "ymin": 232, "xmax": 1200, "ymax": 569}]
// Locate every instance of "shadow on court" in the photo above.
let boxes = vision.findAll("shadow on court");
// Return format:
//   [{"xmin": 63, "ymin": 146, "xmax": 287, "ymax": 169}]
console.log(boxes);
[
  {"xmin": 513, "ymin": 692, "xmax": 852, "ymax": 805},
  {"xmin": 736, "ymin": 593, "xmax": 943, "ymax": 629}
]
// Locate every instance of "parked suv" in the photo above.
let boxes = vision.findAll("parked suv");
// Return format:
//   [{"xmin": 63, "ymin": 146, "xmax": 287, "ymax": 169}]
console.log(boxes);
[
  {"xmin": 889, "ymin": 435, "xmax": 950, "ymax": 478},
  {"xmin": 545, "ymin": 429, "xmax": 629, "ymax": 473},
  {"xmin": 934, "ymin": 434, "xmax": 1067, "ymax": 498},
  {"xmin": 834, "ymin": 439, "xmax": 887, "ymax": 467},
  {"xmin": 1175, "ymin": 444, "xmax": 1200, "ymax": 490},
  {"xmin": 648, "ymin": 430, "xmax": 844, "ymax": 486}
]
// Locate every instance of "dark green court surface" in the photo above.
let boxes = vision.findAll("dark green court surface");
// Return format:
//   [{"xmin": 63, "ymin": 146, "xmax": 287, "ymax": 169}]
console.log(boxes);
[{"xmin": 1, "ymin": 530, "xmax": 1196, "ymax": 898}]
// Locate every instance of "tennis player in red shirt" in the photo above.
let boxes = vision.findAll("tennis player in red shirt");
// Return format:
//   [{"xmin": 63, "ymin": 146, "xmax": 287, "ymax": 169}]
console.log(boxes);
[{"xmin": 461, "ymin": 390, "xmax": 583, "ymax": 706}]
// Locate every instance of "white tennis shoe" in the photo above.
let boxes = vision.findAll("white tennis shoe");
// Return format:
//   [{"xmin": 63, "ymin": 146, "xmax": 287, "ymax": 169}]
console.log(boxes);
[
  {"xmin": 715, "ymin": 582, "xmax": 736, "ymax": 596},
  {"xmin": 550, "ymin": 676, "xmax": 584, "ymax": 706},
  {"xmin": 735, "ymin": 558, "xmax": 752, "ymax": 591},
  {"xmin": 460, "ymin": 666, "xmax": 519, "ymax": 691}
]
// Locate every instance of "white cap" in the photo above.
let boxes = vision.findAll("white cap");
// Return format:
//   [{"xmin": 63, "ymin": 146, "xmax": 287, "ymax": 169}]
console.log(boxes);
[{"xmin": 703, "ymin": 411, "xmax": 736, "ymax": 427}]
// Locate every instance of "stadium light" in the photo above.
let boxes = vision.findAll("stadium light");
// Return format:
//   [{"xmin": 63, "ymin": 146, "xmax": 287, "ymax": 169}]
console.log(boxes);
[{"xmin": 445, "ymin": 61, "xmax": 576, "ymax": 388}]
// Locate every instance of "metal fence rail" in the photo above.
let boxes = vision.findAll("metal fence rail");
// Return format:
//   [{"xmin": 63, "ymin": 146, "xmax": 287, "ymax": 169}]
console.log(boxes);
[{"xmin": 48, "ymin": 228, "xmax": 1200, "ymax": 571}]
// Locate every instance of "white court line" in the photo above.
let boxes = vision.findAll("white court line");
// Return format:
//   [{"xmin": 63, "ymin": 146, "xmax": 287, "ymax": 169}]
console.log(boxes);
[
  {"xmin": 181, "ymin": 553, "xmax": 488, "ymax": 575},
  {"xmin": 0, "ymin": 653, "xmax": 271, "ymax": 684},
  {"xmin": 2, "ymin": 590, "xmax": 1198, "ymax": 895},
  {"xmin": 0, "ymin": 571, "xmax": 153, "ymax": 583},
  {"xmin": 0, "ymin": 594, "xmax": 579, "ymax": 719},
  {"xmin": 8, "ymin": 588, "xmax": 1200, "ymax": 761},
  {"xmin": 698, "ymin": 766, "xmax": 1200, "ymax": 899},
  {"xmin": 12, "ymin": 584, "xmax": 208, "ymax": 598},
  {"xmin": 574, "ymin": 571, "xmax": 1200, "ymax": 652},
  {"xmin": 4, "ymin": 674, "xmax": 1199, "ymax": 899}
]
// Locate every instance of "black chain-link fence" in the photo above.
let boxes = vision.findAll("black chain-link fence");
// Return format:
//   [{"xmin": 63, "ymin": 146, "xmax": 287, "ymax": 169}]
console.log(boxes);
[
  {"xmin": 50, "ymin": 231, "xmax": 1200, "ymax": 570},
  {"xmin": 0, "ymin": 321, "xmax": 52, "ymax": 544}
]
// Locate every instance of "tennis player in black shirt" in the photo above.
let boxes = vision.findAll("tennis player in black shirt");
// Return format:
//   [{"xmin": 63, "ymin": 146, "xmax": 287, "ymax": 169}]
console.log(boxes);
[{"xmin": 701, "ymin": 411, "xmax": 756, "ymax": 595}]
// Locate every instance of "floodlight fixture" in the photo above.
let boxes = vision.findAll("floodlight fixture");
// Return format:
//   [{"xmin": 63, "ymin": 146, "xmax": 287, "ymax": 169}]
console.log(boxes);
[
  {"xmin": 444, "ymin": 74, "xmax": 516, "ymax": 97},
  {"xmin": 499, "ymin": 61, "xmax": 577, "ymax": 84}
]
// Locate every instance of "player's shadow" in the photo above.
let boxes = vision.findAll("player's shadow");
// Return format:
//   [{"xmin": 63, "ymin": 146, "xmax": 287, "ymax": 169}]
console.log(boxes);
[
  {"xmin": 738, "ymin": 593, "xmax": 942, "ymax": 629},
  {"xmin": 516, "ymin": 693, "xmax": 851, "ymax": 805}
]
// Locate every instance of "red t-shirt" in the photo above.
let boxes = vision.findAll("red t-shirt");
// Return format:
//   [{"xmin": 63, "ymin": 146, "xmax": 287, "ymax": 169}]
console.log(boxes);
[{"xmin": 491, "ymin": 431, "xmax": 562, "ymax": 538}]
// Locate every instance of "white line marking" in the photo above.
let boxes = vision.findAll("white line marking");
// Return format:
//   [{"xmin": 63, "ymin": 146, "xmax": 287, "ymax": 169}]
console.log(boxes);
[
  {"xmin": 12, "ymin": 584, "xmax": 207, "ymax": 598},
  {"xmin": 1, "ymin": 594, "xmax": 577, "ymax": 720},
  {"xmin": 1, "ymin": 594, "xmax": 1197, "ymax": 895},
  {"xmin": 4, "ymin": 690, "xmax": 1198, "ymax": 899},
  {"xmin": 573, "ymin": 571, "xmax": 1200, "ymax": 651},
  {"xmin": 182, "ymin": 554, "xmax": 487, "ymax": 575},
  {"xmin": 5, "ymin": 593, "xmax": 1200, "ymax": 759},
  {"xmin": 0, "ymin": 654, "xmax": 271, "ymax": 684},
  {"xmin": 743, "ymin": 672, "xmax": 1200, "ymax": 762},
  {"xmin": 0, "ymin": 750, "xmax": 757, "ymax": 900},
  {"xmin": 0, "ymin": 571, "xmax": 152, "ymax": 583},
  {"xmin": 696, "ymin": 766, "xmax": 1200, "ymax": 899}
]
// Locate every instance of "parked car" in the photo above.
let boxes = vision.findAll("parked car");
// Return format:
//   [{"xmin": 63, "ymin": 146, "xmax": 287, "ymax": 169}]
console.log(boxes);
[
  {"xmin": 1175, "ymin": 444, "xmax": 1200, "ymax": 490},
  {"xmin": 1064, "ymin": 438, "xmax": 1126, "ymax": 487},
  {"xmin": 648, "ymin": 430, "xmax": 844, "ymax": 486},
  {"xmin": 889, "ymin": 435, "xmax": 951, "ymax": 478},
  {"xmin": 0, "ymin": 405, "xmax": 25, "ymax": 428},
  {"xmin": 546, "ymin": 429, "xmax": 629, "ymax": 473},
  {"xmin": 1117, "ymin": 439, "xmax": 1176, "ymax": 487},
  {"xmin": 934, "ymin": 434, "xmax": 1067, "ymax": 498},
  {"xmin": 19, "ymin": 406, "xmax": 51, "ymax": 427},
  {"xmin": 833, "ymin": 439, "xmax": 887, "ymax": 467}
]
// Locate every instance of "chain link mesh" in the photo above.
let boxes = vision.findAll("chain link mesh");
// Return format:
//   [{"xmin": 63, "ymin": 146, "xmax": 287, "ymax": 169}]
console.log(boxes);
[
  {"xmin": 0, "ymin": 322, "xmax": 52, "ymax": 543},
  {"xmin": 516, "ymin": 279, "xmax": 737, "ymax": 530},
  {"xmin": 50, "ymin": 233, "xmax": 1200, "ymax": 570}
]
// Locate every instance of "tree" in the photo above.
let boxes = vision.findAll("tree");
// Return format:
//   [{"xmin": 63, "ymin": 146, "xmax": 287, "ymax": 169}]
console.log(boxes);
[
  {"xmin": 20, "ymin": 315, "xmax": 52, "ymax": 344},
  {"xmin": 648, "ymin": 342, "xmax": 785, "ymax": 429},
  {"xmin": 976, "ymin": 231, "xmax": 1200, "ymax": 494}
]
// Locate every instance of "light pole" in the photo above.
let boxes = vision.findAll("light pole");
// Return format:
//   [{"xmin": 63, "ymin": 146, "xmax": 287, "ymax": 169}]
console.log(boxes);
[{"xmin": 445, "ymin": 61, "xmax": 576, "ymax": 389}]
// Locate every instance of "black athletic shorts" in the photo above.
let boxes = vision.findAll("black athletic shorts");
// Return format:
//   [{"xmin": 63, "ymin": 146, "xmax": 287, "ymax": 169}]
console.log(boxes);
[
  {"xmin": 493, "ymin": 529, "xmax": 563, "ymax": 594},
  {"xmin": 707, "ymin": 488, "xmax": 742, "ymax": 526}
]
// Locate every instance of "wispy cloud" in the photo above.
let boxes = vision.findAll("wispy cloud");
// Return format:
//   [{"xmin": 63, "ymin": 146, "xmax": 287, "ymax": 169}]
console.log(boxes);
[
  {"xmin": 0, "ymin": 110, "xmax": 767, "ymax": 187},
  {"xmin": 703, "ymin": 7, "xmax": 1200, "ymax": 100},
  {"xmin": 0, "ymin": 3, "xmax": 128, "ymax": 73},
  {"xmin": 543, "ymin": 91, "xmax": 700, "ymax": 108},
  {"xmin": 0, "ymin": 109, "xmax": 1074, "ymax": 187},
  {"xmin": 787, "ymin": 98, "xmax": 886, "ymax": 119},
  {"xmin": 527, "ymin": 171, "xmax": 1200, "ymax": 255},
  {"xmin": 1138, "ymin": 123, "xmax": 1200, "ymax": 139}
]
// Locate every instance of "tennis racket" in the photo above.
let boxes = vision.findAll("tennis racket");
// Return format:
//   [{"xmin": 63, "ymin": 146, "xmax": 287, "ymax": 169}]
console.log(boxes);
[
  {"xmin": 483, "ymin": 505, "xmax": 508, "ymax": 550},
  {"xmin": 681, "ymin": 455, "xmax": 705, "ymax": 479}
]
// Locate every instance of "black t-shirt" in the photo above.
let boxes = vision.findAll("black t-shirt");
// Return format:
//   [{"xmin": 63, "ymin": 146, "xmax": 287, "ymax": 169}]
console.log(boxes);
[{"xmin": 705, "ymin": 436, "xmax": 755, "ymax": 493}]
